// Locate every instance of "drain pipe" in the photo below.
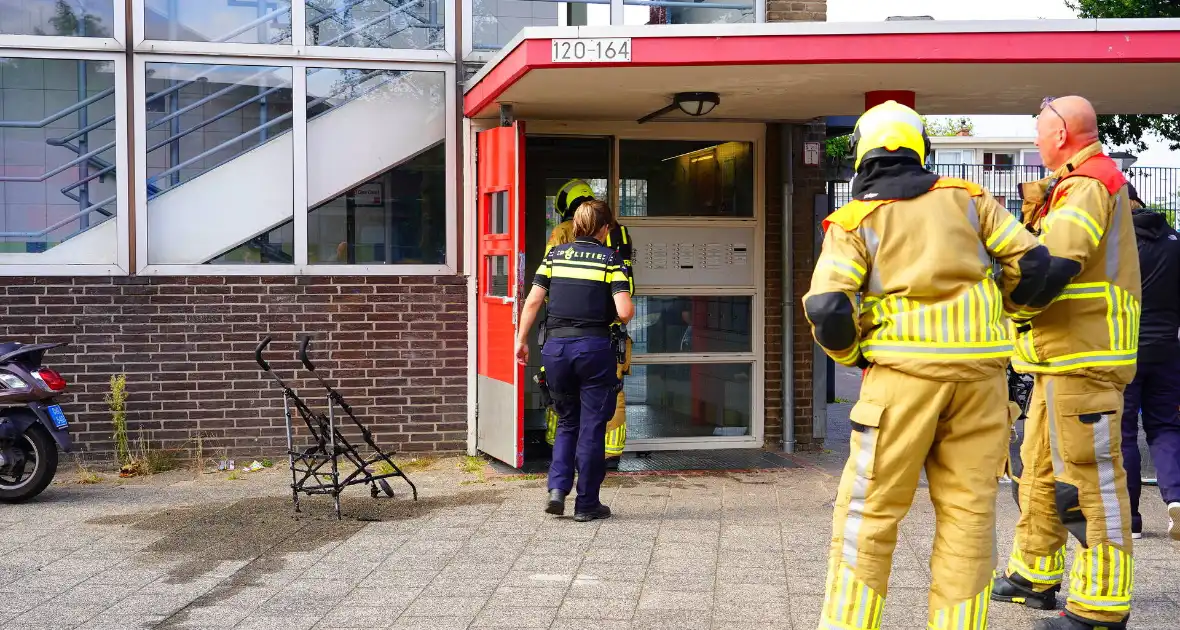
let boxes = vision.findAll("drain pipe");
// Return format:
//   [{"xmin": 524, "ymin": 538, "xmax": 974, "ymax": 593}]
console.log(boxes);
[{"xmin": 782, "ymin": 124, "xmax": 796, "ymax": 454}]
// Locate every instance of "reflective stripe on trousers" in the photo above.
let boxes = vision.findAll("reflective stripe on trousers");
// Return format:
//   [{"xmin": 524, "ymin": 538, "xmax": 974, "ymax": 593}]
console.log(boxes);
[
  {"xmin": 927, "ymin": 581, "xmax": 993, "ymax": 630},
  {"xmin": 819, "ymin": 565, "xmax": 885, "ymax": 630},
  {"xmin": 1007, "ymin": 375, "xmax": 1134, "ymax": 624}
]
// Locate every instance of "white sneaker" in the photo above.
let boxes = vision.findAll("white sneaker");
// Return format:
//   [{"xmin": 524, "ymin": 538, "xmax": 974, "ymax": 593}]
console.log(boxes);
[
  {"xmin": 1132, "ymin": 531, "xmax": 1143, "ymax": 540},
  {"xmin": 1169, "ymin": 502, "xmax": 1180, "ymax": 541}
]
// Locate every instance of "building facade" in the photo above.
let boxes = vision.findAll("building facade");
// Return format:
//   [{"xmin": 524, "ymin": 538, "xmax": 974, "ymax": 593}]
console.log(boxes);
[{"xmin": 0, "ymin": 0, "xmax": 829, "ymax": 461}]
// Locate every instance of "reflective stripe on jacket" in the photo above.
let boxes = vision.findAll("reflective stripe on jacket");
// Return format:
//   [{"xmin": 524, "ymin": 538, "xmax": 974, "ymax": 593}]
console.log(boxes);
[
  {"xmin": 1013, "ymin": 143, "xmax": 1142, "ymax": 383},
  {"xmin": 807, "ymin": 177, "xmax": 1043, "ymax": 381}
]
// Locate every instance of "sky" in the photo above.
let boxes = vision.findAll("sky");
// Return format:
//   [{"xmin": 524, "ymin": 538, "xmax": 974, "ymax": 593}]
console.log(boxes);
[{"xmin": 827, "ymin": 0, "xmax": 1180, "ymax": 167}]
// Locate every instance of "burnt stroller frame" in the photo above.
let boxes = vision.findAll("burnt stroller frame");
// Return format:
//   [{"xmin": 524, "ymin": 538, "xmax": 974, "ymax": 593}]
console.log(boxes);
[{"xmin": 255, "ymin": 334, "xmax": 418, "ymax": 519}]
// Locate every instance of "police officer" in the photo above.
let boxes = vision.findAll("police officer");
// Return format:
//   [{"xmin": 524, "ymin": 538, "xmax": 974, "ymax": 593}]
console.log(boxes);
[
  {"xmin": 542, "ymin": 179, "xmax": 634, "ymax": 468},
  {"xmin": 517, "ymin": 199, "xmax": 634, "ymax": 522},
  {"xmin": 806, "ymin": 100, "xmax": 1052, "ymax": 630}
]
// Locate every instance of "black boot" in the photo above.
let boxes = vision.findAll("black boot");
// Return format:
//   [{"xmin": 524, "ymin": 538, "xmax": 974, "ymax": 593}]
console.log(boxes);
[
  {"xmin": 992, "ymin": 572, "xmax": 1059, "ymax": 610},
  {"xmin": 545, "ymin": 489, "xmax": 567, "ymax": 515},
  {"xmin": 1031, "ymin": 611, "xmax": 1128, "ymax": 630},
  {"xmin": 573, "ymin": 504, "xmax": 611, "ymax": 522}
]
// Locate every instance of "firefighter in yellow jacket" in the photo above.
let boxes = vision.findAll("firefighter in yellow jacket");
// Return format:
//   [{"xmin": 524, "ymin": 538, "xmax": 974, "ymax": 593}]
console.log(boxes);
[
  {"xmin": 542, "ymin": 179, "xmax": 633, "ymax": 468},
  {"xmin": 806, "ymin": 101, "xmax": 1054, "ymax": 630},
  {"xmin": 990, "ymin": 96, "xmax": 1140, "ymax": 630}
]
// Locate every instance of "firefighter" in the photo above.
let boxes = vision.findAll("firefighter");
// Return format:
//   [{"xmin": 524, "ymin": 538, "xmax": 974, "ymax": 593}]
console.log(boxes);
[
  {"xmin": 542, "ymin": 179, "xmax": 633, "ymax": 468},
  {"xmin": 516, "ymin": 200, "xmax": 634, "ymax": 521},
  {"xmin": 992, "ymin": 96, "xmax": 1141, "ymax": 630},
  {"xmin": 806, "ymin": 100, "xmax": 1052, "ymax": 630}
]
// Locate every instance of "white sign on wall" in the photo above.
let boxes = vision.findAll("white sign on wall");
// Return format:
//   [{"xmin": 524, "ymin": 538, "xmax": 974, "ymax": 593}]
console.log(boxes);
[{"xmin": 804, "ymin": 141, "xmax": 821, "ymax": 166}]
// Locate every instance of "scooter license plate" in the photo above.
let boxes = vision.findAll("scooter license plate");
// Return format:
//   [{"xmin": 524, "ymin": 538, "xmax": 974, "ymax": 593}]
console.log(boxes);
[{"xmin": 46, "ymin": 405, "xmax": 68, "ymax": 429}]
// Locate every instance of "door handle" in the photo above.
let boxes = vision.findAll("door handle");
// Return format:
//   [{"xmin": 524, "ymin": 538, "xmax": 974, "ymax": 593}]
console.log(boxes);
[{"xmin": 500, "ymin": 296, "xmax": 515, "ymax": 304}]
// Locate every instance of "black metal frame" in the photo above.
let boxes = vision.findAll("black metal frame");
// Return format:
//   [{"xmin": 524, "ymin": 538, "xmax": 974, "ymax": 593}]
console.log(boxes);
[{"xmin": 255, "ymin": 334, "xmax": 418, "ymax": 519}]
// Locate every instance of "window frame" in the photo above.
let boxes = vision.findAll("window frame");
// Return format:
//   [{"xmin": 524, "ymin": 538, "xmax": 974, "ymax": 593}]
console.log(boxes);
[
  {"xmin": 477, "ymin": 119, "xmax": 766, "ymax": 448},
  {"xmin": 0, "ymin": 0, "xmax": 126, "ymax": 50},
  {"xmin": 131, "ymin": 0, "xmax": 455, "ymax": 62},
  {"xmin": 0, "ymin": 47, "xmax": 130, "ymax": 276},
  {"xmin": 133, "ymin": 54, "xmax": 457, "ymax": 276},
  {"xmin": 462, "ymin": 0, "xmax": 768, "ymax": 61}
]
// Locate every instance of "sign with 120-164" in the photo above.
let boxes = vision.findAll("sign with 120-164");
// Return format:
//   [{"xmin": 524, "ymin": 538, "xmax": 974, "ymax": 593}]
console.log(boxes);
[{"xmin": 551, "ymin": 38, "xmax": 632, "ymax": 63}]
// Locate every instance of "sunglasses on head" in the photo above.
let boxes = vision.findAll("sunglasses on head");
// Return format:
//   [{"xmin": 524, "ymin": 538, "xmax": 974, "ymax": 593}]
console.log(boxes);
[{"xmin": 1040, "ymin": 97, "xmax": 1068, "ymax": 132}]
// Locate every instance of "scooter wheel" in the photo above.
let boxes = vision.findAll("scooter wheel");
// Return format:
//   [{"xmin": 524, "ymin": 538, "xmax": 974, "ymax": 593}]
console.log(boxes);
[
  {"xmin": 0, "ymin": 423, "xmax": 59, "ymax": 504},
  {"xmin": 379, "ymin": 479, "xmax": 395, "ymax": 498}
]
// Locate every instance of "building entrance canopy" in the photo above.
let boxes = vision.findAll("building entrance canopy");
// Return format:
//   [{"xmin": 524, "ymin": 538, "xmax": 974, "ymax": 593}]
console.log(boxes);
[{"xmin": 464, "ymin": 19, "xmax": 1180, "ymax": 123}]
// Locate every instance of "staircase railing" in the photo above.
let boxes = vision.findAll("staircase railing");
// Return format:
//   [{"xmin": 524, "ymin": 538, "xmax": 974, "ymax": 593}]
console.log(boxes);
[{"xmin": 1, "ymin": 1, "xmax": 431, "ymax": 250}]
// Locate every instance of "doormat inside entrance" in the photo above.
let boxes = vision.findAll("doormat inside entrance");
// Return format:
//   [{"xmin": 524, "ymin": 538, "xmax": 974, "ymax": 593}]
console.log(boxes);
[{"xmin": 489, "ymin": 448, "xmax": 801, "ymax": 475}]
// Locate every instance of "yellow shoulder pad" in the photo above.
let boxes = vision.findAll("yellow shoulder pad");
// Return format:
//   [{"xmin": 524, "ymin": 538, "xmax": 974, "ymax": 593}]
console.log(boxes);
[
  {"xmin": 823, "ymin": 199, "xmax": 890, "ymax": 232},
  {"xmin": 930, "ymin": 177, "xmax": 984, "ymax": 196}
]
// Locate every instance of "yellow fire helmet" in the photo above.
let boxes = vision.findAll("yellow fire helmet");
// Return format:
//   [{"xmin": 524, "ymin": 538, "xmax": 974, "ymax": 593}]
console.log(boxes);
[
  {"xmin": 555, "ymin": 179, "xmax": 596, "ymax": 221},
  {"xmin": 851, "ymin": 100, "xmax": 931, "ymax": 171}
]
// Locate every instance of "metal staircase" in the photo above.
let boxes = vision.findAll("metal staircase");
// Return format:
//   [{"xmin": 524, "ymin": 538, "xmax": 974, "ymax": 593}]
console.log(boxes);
[{"xmin": 0, "ymin": 0, "xmax": 441, "ymax": 257}]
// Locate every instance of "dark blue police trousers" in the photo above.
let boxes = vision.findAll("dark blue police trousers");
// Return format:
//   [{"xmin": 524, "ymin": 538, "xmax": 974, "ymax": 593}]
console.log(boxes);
[{"xmin": 542, "ymin": 335, "xmax": 619, "ymax": 513}]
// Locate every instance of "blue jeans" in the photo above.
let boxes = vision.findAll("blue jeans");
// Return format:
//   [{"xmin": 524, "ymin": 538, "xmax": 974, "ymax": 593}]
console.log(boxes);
[
  {"xmin": 1121, "ymin": 355, "xmax": 1180, "ymax": 531},
  {"xmin": 542, "ymin": 336, "xmax": 619, "ymax": 513}
]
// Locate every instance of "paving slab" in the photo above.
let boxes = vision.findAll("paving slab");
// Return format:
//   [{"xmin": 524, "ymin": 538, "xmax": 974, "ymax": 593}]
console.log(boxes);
[{"xmin": 1, "ymin": 432, "xmax": 1178, "ymax": 630}]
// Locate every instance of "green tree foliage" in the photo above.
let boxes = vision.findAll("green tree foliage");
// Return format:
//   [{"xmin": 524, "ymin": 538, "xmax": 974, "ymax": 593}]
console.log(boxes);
[
  {"xmin": 35, "ymin": 1, "xmax": 110, "ymax": 38},
  {"xmin": 825, "ymin": 117, "xmax": 972, "ymax": 163},
  {"xmin": 921, "ymin": 116, "xmax": 975, "ymax": 137},
  {"xmin": 1066, "ymin": 0, "xmax": 1180, "ymax": 151}
]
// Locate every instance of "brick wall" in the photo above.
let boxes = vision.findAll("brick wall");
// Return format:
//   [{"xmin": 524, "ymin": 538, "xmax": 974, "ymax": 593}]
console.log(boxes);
[
  {"xmin": 764, "ymin": 123, "xmax": 828, "ymax": 452},
  {"xmin": 766, "ymin": 0, "xmax": 826, "ymax": 22},
  {"xmin": 0, "ymin": 275, "xmax": 467, "ymax": 461},
  {"xmin": 763, "ymin": 2, "xmax": 826, "ymax": 451},
  {"xmin": 790, "ymin": 121, "xmax": 829, "ymax": 450}
]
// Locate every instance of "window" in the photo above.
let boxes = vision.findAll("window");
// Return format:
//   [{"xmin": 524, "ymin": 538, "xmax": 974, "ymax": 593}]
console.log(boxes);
[
  {"xmin": 137, "ymin": 60, "xmax": 454, "ymax": 274},
  {"xmin": 486, "ymin": 254, "xmax": 508, "ymax": 297},
  {"xmin": 306, "ymin": 143, "xmax": 445, "ymax": 264},
  {"xmin": 1, "ymin": 0, "xmax": 117, "ymax": 37},
  {"xmin": 305, "ymin": 67, "xmax": 446, "ymax": 266},
  {"xmin": 619, "ymin": 140, "xmax": 754, "ymax": 218},
  {"xmin": 1022, "ymin": 150, "xmax": 1043, "ymax": 167},
  {"xmin": 622, "ymin": 1, "xmax": 753, "ymax": 26},
  {"xmin": 489, "ymin": 190, "xmax": 507, "ymax": 235},
  {"xmin": 624, "ymin": 362, "xmax": 753, "ymax": 439},
  {"xmin": 984, "ymin": 151, "xmax": 1016, "ymax": 172},
  {"xmin": 933, "ymin": 149, "xmax": 967, "ymax": 164},
  {"xmin": 143, "ymin": 61, "xmax": 295, "ymax": 265},
  {"xmin": 630, "ymin": 296, "xmax": 752, "ymax": 354},
  {"xmin": 471, "ymin": 0, "xmax": 563, "ymax": 52},
  {"xmin": 0, "ymin": 55, "xmax": 121, "ymax": 263},
  {"xmin": 144, "ymin": 0, "xmax": 293, "ymax": 44},
  {"xmin": 306, "ymin": 0, "xmax": 444, "ymax": 50}
]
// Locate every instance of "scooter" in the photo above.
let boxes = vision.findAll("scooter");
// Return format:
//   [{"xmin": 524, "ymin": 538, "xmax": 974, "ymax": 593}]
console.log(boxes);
[{"xmin": 0, "ymin": 341, "xmax": 72, "ymax": 503}]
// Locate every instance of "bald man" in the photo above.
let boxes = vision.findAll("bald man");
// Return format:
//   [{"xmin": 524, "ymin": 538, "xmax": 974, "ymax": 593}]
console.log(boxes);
[{"xmin": 992, "ymin": 96, "xmax": 1140, "ymax": 630}]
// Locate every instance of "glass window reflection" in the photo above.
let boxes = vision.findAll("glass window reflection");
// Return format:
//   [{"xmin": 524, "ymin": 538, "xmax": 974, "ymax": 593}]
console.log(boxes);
[
  {"xmin": 623, "ymin": 363, "xmax": 752, "ymax": 439},
  {"xmin": 1, "ymin": 0, "xmax": 116, "ymax": 37},
  {"xmin": 306, "ymin": 0, "xmax": 444, "ymax": 50},
  {"xmin": 144, "ymin": 0, "xmax": 293, "ymax": 44},
  {"xmin": 619, "ymin": 140, "xmax": 754, "ymax": 217},
  {"xmin": 629, "ymin": 296, "xmax": 752, "ymax": 354}
]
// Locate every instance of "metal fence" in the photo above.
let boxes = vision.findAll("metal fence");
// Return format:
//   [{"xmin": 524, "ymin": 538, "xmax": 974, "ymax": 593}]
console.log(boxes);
[{"xmin": 831, "ymin": 163, "xmax": 1180, "ymax": 226}]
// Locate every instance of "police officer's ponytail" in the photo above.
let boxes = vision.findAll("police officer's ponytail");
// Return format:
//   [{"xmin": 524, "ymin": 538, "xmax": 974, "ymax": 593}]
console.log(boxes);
[{"xmin": 572, "ymin": 200, "xmax": 614, "ymax": 239}]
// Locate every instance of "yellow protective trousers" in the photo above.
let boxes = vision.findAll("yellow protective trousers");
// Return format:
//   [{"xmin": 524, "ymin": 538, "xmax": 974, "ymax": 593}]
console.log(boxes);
[
  {"xmin": 1007, "ymin": 375, "xmax": 1134, "ymax": 624},
  {"xmin": 548, "ymin": 337, "xmax": 630, "ymax": 457},
  {"xmin": 819, "ymin": 365, "xmax": 1009, "ymax": 630}
]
